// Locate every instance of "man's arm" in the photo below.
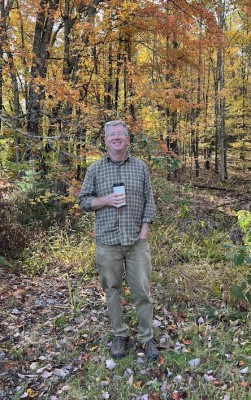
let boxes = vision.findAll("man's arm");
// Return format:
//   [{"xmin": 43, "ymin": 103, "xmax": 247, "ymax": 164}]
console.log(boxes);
[
  {"xmin": 139, "ymin": 222, "xmax": 150, "ymax": 239},
  {"xmin": 90, "ymin": 193, "xmax": 126, "ymax": 210},
  {"xmin": 79, "ymin": 166, "xmax": 126, "ymax": 211}
]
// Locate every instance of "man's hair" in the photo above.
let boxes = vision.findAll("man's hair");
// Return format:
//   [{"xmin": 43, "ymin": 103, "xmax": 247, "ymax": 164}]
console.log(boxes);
[{"xmin": 104, "ymin": 120, "xmax": 128, "ymax": 136}]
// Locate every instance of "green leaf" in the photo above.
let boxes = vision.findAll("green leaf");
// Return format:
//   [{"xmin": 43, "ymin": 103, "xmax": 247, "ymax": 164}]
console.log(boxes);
[{"xmin": 233, "ymin": 248, "xmax": 246, "ymax": 266}]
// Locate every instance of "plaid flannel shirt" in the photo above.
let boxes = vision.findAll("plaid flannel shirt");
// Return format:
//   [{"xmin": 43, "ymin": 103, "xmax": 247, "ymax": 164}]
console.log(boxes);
[{"xmin": 78, "ymin": 154, "xmax": 156, "ymax": 245}]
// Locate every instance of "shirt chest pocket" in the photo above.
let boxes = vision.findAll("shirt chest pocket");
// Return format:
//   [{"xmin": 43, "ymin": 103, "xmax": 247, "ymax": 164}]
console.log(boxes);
[{"xmin": 124, "ymin": 174, "xmax": 144, "ymax": 196}]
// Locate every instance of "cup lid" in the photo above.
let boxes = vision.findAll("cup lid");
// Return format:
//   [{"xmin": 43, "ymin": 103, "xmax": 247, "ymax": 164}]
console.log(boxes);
[{"xmin": 113, "ymin": 183, "xmax": 124, "ymax": 187}]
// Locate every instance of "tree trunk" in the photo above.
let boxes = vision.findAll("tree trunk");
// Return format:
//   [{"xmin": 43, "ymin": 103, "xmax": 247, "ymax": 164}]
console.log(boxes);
[
  {"xmin": 104, "ymin": 43, "xmax": 113, "ymax": 110},
  {"xmin": 8, "ymin": 52, "xmax": 21, "ymax": 162},
  {"xmin": 0, "ymin": 1, "xmax": 15, "ymax": 128},
  {"xmin": 27, "ymin": 0, "xmax": 60, "ymax": 135},
  {"xmin": 0, "ymin": 0, "xmax": 5, "ymax": 130},
  {"xmin": 218, "ymin": 0, "xmax": 227, "ymax": 181},
  {"xmin": 115, "ymin": 37, "xmax": 123, "ymax": 112}
]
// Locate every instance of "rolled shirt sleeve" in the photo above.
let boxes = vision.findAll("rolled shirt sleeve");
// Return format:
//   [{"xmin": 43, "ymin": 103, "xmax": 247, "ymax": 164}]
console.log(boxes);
[{"xmin": 78, "ymin": 165, "xmax": 96, "ymax": 212}]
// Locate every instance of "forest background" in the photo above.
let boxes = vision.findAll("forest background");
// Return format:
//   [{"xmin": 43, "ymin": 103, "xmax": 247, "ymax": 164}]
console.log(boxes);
[{"xmin": 0, "ymin": 0, "xmax": 250, "ymax": 399}]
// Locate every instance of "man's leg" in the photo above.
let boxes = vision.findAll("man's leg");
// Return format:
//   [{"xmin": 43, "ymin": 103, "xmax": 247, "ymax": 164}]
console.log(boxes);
[
  {"xmin": 123, "ymin": 239, "xmax": 153, "ymax": 344},
  {"xmin": 96, "ymin": 243, "xmax": 129, "ymax": 338}
]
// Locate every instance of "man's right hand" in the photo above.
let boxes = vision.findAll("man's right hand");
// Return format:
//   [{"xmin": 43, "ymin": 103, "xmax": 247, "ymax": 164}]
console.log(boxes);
[{"xmin": 91, "ymin": 193, "xmax": 126, "ymax": 210}]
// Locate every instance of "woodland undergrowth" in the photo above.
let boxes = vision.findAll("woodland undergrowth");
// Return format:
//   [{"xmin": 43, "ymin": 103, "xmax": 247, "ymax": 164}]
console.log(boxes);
[{"xmin": 0, "ymin": 172, "xmax": 250, "ymax": 400}]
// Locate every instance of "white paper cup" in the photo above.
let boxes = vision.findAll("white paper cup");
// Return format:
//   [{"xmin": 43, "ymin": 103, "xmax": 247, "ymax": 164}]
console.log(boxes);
[{"xmin": 113, "ymin": 183, "xmax": 126, "ymax": 207}]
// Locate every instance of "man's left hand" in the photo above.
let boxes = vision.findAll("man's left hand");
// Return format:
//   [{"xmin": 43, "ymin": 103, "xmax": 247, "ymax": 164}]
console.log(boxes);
[{"xmin": 139, "ymin": 223, "xmax": 149, "ymax": 239}]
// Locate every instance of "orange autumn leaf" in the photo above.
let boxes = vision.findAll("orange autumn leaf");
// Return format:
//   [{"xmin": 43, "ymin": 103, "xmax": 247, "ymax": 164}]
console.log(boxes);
[
  {"xmin": 168, "ymin": 324, "xmax": 177, "ymax": 332},
  {"xmin": 133, "ymin": 381, "xmax": 142, "ymax": 389},
  {"xmin": 90, "ymin": 346, "xmax": 98, "ymax": 352},
  {"xmin": 27, "ymin": 388, "xmax": 38, "ymax": 398},
  {"xmin": 157, "ymin": 355, "xmax": 165, "ymax": 366}
]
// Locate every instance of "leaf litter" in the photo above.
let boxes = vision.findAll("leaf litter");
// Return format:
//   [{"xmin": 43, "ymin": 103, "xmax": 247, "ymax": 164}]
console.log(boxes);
[{"xmin": 0, "ymin": 267, "xmax": 250, "ymax": 400}]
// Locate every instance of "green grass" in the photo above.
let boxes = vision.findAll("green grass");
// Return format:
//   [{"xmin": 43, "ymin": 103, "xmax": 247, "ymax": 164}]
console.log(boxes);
[
  {"xmin": 39, "ymin": 308, "xmax": 250, "ymax": 400},
  {"xmin": 1, "ymin": 178, "xmax": 250, "ymax": 400}
]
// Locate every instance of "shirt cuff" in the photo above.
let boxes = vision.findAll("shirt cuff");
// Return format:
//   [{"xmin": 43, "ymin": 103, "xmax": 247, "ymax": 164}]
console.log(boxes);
[
  {"xmin": 142, "ymin": 218, "xmax": 153, "ymax": 224},
  {"xmin": 80, "ymin": 197, "xmax": 94, "ymax": 212}
]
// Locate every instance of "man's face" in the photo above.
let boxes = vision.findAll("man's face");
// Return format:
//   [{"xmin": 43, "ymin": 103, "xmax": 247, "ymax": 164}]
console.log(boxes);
[{"xmin": 105, "ymin": 124, "xmax": 129, "ymax": 153}]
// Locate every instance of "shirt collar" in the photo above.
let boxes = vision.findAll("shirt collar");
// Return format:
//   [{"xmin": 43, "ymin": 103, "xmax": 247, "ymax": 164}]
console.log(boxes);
[{"xmin": 106, "ymin": 153, "xmax": 130, "ymax": 163}]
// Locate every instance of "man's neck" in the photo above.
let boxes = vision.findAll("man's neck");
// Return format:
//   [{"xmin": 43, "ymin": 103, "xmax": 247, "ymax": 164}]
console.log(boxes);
[{"xmin": 108, "ymin": 151, "xmax": 127, "ymax": 162}]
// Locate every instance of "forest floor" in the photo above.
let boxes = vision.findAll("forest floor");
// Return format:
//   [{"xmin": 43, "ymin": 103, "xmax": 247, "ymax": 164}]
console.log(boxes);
[{"xmin": 0, "ymin": 174, "xmax": 250, "ymax": 400}]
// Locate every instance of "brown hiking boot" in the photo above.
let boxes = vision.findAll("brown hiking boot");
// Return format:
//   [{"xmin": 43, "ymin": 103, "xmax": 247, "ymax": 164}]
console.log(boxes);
[
  {"xmin": 143, "ymin": 339, "xmax": 159, "ymax": 360},
  {"xmin": 111, "ymin": 336, "xmax": 127, "ymax": 359}
]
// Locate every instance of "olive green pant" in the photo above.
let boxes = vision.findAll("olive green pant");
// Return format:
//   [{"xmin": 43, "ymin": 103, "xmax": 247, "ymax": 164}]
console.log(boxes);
[{"xmin": 96, "ymin": 239, "xmax": 153, "ymax": 344}]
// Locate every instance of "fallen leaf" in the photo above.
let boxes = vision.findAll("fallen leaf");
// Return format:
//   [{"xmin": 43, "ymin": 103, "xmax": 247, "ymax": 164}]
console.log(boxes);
[
  {"xmin": 204, "ymin": 374, "xmax": 216, "ymax": 383},
  {"xmin": 166, "ymin": 368, "xmax": 173, "ymax": 378},
  {"xmin": 60, "ymin": 385, "xmax": 70, "ymax": 392},
  {"xmin": 159, "ymin": 335, "xmax": 169, "ymax": 349},
  {"xmin": 124, "ymin": 368, "xmax": 133, "ymax": 377},
  {"xmin": 197, "ymin": 317, "xmax": 204, "ymax": 325},
  {"xmin": 239, "ymin": 367, "xmax": 249, "ymax": 374},
  {"xmin": 140, "ymin": 395, "xmax": 150, "ymax": 400},
  {"xmin": 100, "ymin": 380, "xmax": 110, "ymax": 386},
  {"xmin": 124, "ymin": 288, "xmax": 131, "ymax": 295},
  {"xmin": 240, "ymin": 381, "xmax": 249, "ymax": 388},
  {"xmin": 187, "ymin": 358, "xmax": 201, "ymax": 367},
  {"xmin": 157, "ymin": 355, "xmax": 165, "ymax": 366},
  {"xmin": 182, "ymin": 339, "xmax": 192, "ymax": 345},
  {"xmin": 173, "ymin": 375, "xmax": 183, "ymax": 383},
  {"xmin": 29, "ymin": 362, "xmax": 38, "ymax": 371},
  {"xmin": 168, "ymin": 323, "xmax": 177, "ymax": 332},
  {"xmin": 37, "ymin": 364, "xmax": 51, "ymax": 374},
  {"xmin": 27, "ymin": 388, "xmax": 38, "ymax": 398},
  {"xmin": 134, "ymin": 381, "xmax": 142, "ymax": 389},
  {"xmin": 153, "ymin": 319, "xmax": 162, "ymax": 328},
  {"xmin": 41, "ymin": 370, "xmax": 52, "ymax": 379},
  {"xmin": 106, "ymin": 359, "xmax": 116, "ymax": 370},
  {"xmin": 53, "ymin": 367, "xmax": 71, "ymax": 378},
  {"xmin": 90, "ymin": 346, "xmax": 98, "ymax": 352},
  {"xmin": 81, "ymin": 353, "xmax": 89, "ymax": 362}
]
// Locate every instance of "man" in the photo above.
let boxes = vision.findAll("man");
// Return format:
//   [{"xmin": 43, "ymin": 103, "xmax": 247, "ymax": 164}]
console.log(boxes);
[{"xmin": 78, "ymin": 120, "xmax": 159, "ymax": 360}]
